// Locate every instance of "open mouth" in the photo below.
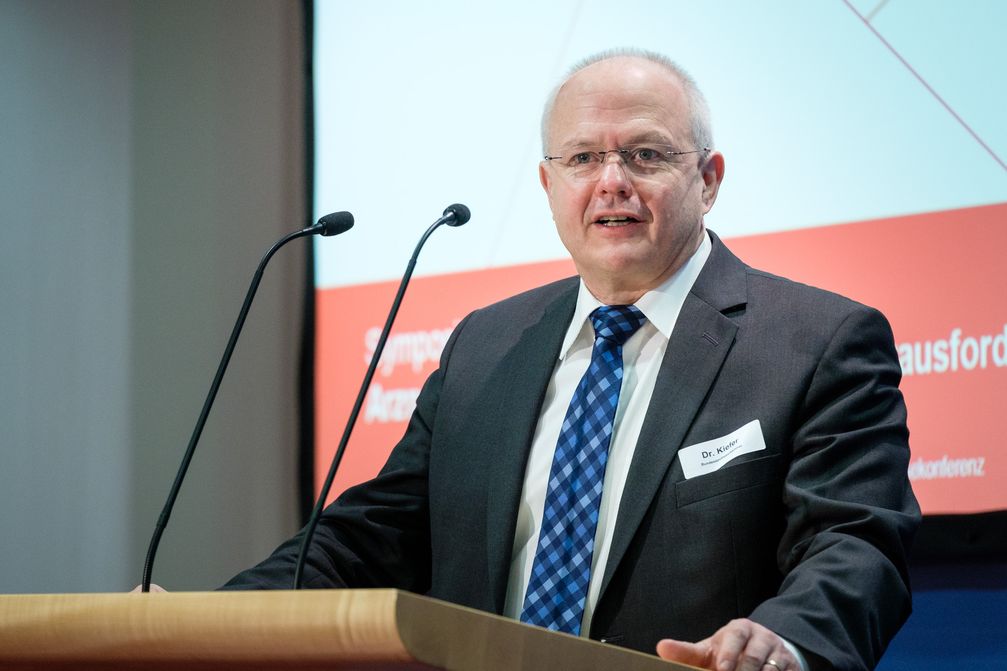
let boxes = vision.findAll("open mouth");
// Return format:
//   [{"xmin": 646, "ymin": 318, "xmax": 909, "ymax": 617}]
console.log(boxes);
[{"xmin": 595, "ymin": 216, "xmax": 640, "ymax": 227}]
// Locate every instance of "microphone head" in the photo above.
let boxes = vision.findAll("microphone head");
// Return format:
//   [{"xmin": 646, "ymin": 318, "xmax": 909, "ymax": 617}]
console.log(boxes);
[
  {"xmin": 442, "ymin": 203, "xmax": 471, "ymax": 227},
  {"xmin": 317, "ymin": 211, "xmax": 354, "ymax": 236}
]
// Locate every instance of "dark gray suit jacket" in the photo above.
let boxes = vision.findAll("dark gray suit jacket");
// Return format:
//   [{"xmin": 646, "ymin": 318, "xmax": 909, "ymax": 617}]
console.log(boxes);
[{"xmin": 225, "ymin": 232, "xmax": 920, "ymax": 671}]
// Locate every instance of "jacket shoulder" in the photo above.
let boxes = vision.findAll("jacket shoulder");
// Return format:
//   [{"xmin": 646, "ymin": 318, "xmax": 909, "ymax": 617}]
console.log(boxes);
[{"xmin": 475, "ymin": 276, "xmax": 579, "ymax": 314}]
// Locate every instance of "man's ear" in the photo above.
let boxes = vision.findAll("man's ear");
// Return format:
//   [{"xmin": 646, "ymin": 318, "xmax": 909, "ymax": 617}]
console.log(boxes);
[
  {"xmin": 700, "ymin": 151, "xmax": 725, "ymax": 213},
  {"xmin": 539, "ymin": 161, "xmax": 552, "ymax": 193}
]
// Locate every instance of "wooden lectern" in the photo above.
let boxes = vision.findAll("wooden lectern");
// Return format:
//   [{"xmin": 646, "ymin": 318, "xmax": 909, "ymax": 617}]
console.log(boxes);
[{"xmin": 0, "ymin": 589, "xmax": 697, "ymax": 670}]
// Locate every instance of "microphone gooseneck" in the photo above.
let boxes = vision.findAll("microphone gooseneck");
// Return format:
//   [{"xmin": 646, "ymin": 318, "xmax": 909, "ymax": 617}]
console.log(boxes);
[
  {"xmin": 140, "ymin": 212, "xmax": 354, "ymax": 593},
  {"xmin": 292, "ymin": 203, "xmax": 471, "ymax": 589}
]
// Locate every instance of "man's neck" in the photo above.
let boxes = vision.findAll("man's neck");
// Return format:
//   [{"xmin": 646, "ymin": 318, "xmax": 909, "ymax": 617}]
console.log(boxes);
[{"xmin": 581, "ymin": 227, "xmax": 707, "ymax": 305}]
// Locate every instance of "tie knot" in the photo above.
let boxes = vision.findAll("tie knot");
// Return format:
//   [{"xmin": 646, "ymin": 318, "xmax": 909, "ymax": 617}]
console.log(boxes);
[{"xmin": 591, "ymin": 304, "xmax": 647, "ymax": 346}]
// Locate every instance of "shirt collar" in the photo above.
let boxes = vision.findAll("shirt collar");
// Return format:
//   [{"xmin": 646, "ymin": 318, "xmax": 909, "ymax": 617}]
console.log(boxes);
[{"xmin": 559, "ymin": 228, "xmax": 713, "ymax": 359}]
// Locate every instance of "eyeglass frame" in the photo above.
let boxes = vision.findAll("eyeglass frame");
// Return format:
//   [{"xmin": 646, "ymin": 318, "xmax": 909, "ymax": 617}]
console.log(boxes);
[{"xmin": 542, "ymin": 144, "xmax": 710, "ymax": 180}]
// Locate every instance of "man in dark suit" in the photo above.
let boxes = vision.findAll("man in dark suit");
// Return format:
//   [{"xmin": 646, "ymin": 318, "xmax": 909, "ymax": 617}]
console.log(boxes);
[{"xmin": 225, "ymin": 50, "xmax": 919, "ymax": 671}]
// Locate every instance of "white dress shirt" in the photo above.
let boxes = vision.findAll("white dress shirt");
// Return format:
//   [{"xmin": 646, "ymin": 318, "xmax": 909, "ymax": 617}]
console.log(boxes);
[{"xmin": 502, "ymin": 230, "xmax": 712, "ymax": 632}]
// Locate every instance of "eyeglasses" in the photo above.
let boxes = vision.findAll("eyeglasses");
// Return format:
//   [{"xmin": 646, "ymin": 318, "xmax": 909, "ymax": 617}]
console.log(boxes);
[{"xmin": 543, "ymin": 144, "xmax": 709, "ymax": 181}]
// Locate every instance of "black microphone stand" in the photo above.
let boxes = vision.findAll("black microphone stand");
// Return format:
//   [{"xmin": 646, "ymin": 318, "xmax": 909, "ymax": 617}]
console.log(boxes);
[
  {"xmin": 292, "ymin": 204, "xmax": 469, "ymax": 589},
  {"xmin": 141, "ymin": 214, "xmax": 353, "ymax": 592}
]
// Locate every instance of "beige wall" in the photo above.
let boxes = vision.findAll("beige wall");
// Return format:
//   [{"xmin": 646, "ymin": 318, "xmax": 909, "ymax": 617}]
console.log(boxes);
[{"xmin": 0, "ymin": 0, "xmax": 305, "ymax": 592}]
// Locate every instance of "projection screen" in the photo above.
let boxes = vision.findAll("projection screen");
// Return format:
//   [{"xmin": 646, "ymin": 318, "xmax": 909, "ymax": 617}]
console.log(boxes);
[{"xmin": 312, "ymin": 0, "xmax": 1007, "ymax": 517}]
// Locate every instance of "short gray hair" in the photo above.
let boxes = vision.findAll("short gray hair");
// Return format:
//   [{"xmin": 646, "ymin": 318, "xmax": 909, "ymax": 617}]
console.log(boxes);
[{"xmin": 540, "ymin": 48, "xmax": 713, "ymax": 154}]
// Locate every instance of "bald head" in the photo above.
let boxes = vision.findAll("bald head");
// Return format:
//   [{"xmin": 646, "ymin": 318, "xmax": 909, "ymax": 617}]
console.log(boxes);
[
  {"xmin": 537, "ymin": 48, "xmax": 725, "ymax": 305},
  {"xmin": 541, "ymin": 49, "xmax": 712, "ymax": 155}
]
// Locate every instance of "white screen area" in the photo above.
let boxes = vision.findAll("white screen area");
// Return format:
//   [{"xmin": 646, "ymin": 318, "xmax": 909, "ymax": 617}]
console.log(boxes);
[{"xmin": 314, "ymin": 0, "xmax": 1005, "ymax": 288}]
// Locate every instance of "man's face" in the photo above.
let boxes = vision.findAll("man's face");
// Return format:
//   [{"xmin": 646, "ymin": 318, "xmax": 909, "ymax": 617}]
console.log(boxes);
[{"xmin": 540, "ymin": 57, "xmax": 724, "ymax": 302}]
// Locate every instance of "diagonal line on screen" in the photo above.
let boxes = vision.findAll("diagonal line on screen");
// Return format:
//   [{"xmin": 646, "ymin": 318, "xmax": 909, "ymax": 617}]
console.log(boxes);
[
  {"xmin": 864, "ymin": 0, "xmax": 890, "ymax": 23},
  {"xmin": 483, "ymin": 0, "xmax": 587, "ymax": 269},
  {"xmin": 842, "ymin": 0, "xmax": 1006, "ymax": 173}
]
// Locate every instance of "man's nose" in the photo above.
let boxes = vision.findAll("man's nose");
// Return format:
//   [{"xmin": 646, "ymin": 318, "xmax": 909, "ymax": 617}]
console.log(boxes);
[{"xmin": 595, "ymin": 153, "xmax": 633, "ymax": 195}]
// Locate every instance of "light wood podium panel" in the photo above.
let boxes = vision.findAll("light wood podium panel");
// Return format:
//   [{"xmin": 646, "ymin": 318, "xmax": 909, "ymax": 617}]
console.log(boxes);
[{"xmin": 0, "ymin": 589, "xmax": 696, "ymax": 670}]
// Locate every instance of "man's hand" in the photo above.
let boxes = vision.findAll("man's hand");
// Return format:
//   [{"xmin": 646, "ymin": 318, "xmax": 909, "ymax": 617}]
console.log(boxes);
[{"xmin": 656, "ymin": 618, "xmax": 799, "ymax": 671}]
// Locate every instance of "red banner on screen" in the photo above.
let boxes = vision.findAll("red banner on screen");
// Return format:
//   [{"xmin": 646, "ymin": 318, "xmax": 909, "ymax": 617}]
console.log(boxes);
[
  {"xmin": 317, "ymin": 202, "xmax": 1007, "ymax": 514},
  {"xmin": 316, "ymin": 258, "xmax": 575, "ymax": 501}
]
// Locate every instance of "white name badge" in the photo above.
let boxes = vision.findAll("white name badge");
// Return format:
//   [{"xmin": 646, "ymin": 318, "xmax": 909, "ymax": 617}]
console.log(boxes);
[{"xmin": 678, "ymin": 419, "xmax": 767, "ymax": 480}]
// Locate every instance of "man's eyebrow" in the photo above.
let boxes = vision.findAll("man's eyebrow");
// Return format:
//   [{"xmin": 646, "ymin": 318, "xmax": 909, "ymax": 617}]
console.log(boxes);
[
  {"xmin": 555, "ymin": 139, "xmax": 600, "ymax": 151},
  {"xmin": 555, "ymin": 133, "xmax": 679, "ymax": 151},
  {"xmin": 623, "ymin": 132, "xmax": 677, "ymax": 145}
]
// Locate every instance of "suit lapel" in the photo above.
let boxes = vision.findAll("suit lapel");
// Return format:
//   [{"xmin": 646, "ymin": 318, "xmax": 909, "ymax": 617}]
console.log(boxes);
[
  {"xmin": 598, "ymin": 232, "xmax": 749, "ymax": 598},
  {"xmin": 485, "ymin": 282, "xmax": 578, "ymax": 613}
]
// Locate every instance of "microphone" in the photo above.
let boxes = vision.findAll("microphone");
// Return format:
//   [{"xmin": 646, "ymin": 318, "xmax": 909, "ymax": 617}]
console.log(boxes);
[
  {"xmin": 437, "ymin": 203, "xmax": 471, "ymax": 227},
  {"xmin": 314, "ymin": 211, "xmax": 355, "ymax": 236},
  {"xmin": 140, "ymin": 212, "xmax": 354, "ymax": 592},
  {"xmin": 292, "ymin": 203, "xmax": 471, "ymax": 589}
]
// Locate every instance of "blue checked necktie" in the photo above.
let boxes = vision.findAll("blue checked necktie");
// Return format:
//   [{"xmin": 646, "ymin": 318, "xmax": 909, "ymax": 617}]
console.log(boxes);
[{"xmin": 520, "ymin": 304, "xmax": 647, "ymax": 635}]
